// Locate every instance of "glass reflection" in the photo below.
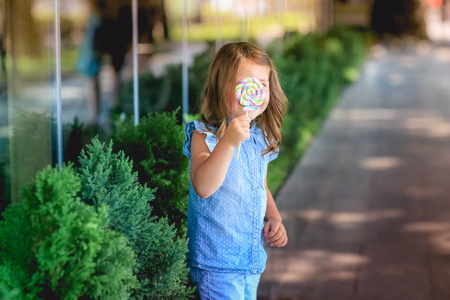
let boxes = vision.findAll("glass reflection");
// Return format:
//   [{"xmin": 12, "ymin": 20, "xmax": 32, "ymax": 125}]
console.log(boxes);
[
  {"xmin": 0, "ymin": 0, "xmax": 325, "ymax": 214},
  {"xmin": 0, "ymin": 0, "xmax": 55, "ymax": 208},
  {"xmin": 0, "ymin": 0, "xmax": 7, "ymax": 213},
  {"xmin": 61, "ymin": 0, "xmax": 171, "ymax": 127}
]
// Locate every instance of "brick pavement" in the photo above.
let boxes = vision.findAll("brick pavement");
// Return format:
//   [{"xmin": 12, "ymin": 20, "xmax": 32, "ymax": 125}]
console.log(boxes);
[{"xmin": 258, "ymin": 43, "xmax": 450, "ymax": 300}]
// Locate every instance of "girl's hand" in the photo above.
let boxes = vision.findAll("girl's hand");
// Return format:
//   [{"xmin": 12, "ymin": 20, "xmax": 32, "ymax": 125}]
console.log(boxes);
[
  {"xmin": 263, "ymin": 218, "xmax": 288, "ymax": 247},
  {"xmin": 222, "ymin": 115, "xmax": 251, "ymax": 147}
]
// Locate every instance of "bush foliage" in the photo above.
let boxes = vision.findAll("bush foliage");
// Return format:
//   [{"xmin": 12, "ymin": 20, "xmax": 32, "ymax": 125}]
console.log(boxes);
[
  {"xmin": 77, "ymin": 137, "xmax": 193, "ymax": 299},
  {"xmin": 0, "ymin": 165, "xmax": 138, "ymax": 299},
  {"xmin": 113, "ymin": 110, "xmax": 189, "ymax": 237},
  {"xmin": 267, "ymin": 25, "xmax": 368, "ymax": 192}
]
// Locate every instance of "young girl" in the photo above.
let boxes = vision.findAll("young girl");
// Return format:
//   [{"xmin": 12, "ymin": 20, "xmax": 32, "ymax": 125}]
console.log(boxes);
[{"xmin": 183, "ymin": 42, "xmax": 288, "ymax": 299}]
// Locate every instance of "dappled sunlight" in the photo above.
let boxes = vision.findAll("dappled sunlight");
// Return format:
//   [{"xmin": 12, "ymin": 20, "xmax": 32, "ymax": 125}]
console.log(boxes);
[
  {"xmin": 402, "ymin": 222, "xmax": 450, "ymax": 233},
  {"xmin": 359, "ymin": 156, "xmax": 403, "ymax": 170},
  {"xmin": 399, "ymin": 56, "xmax": 419, "ymax": 69},
  {"xmin": 405, "ymin": 186, "xmax": 442, "ymax": 199},
  {"xmin": 403, "ymin": 116, "xmax": 450, "ymax": 138},
  {"xmin": 429, "ymin": 231, "xmax": 450, "ymax": 255},
  {"xmin": 280, "ymin": 209, "xmax": 403, "ymax": 226},
  {"xmin": 387, "ymin": 73, "xmax": 405, "ymax": 86},
  {"xmin": 331, "ymin": 108, "xmax": 398, "ymax": 121},
  {"xmin": 401, "ymin": 220, "xmax": 450, "ymax": 255},
  {"xmin": 278, "ymin": 250, "xmax": 368, "ymax": 283},
  {"xmin": 329, "ymin": 210, "xmax": 403, "ymax": 225},
  {"xmin": 435, "ymin": 47, "xmax": 450, "ymax": 62},
  {"xmin": 370, "ymin": 44, "xmax": 387, "ymax": 59}
]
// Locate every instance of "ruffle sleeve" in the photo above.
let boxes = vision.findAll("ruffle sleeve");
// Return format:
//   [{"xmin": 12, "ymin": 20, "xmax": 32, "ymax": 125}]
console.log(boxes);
[
  {"xmin": 251, "ymin": 126, "xmax": 279, "ymax": 163},
  {"xmin": 183, "ymin": 121, "xmax": 219, "ymax": 159}
]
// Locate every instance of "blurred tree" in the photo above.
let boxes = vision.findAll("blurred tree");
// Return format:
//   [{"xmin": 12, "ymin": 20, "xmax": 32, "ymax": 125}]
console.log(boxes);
[
  {"xmin": 371, "ymin": 0, "xmax": 428, "ymax": 38},
  {"xmin": 5, "ymin": 0, "xmax": 41, "ymax": 57}
]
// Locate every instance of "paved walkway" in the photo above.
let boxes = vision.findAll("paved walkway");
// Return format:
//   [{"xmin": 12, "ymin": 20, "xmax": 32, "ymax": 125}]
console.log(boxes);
[{"xmin": 258, "ymin": 42, "xmax": 450, "ymax": 300}]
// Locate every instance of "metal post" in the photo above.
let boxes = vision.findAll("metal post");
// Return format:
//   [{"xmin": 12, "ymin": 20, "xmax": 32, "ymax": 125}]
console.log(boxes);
[
  {"xmin": 55, "ymin": 0, "xmax": 63, "ymax": 168},
  {"xmin": 182, "ymin": 0, "xmax": 189, "ymax": 120},
  {"xmin": 132, "ymin": 0, "xmax": 139, "ymax": 125}
]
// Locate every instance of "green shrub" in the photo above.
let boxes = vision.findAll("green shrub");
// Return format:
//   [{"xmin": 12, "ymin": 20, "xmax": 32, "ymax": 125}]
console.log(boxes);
[
  {"xmin": 113, "ymin": 110, "xmax": 189, "ymax": 237},
  {"xmin": 77, "ymin": 137, "xmax": 193, "ymax": 299},
  {"xmin": 0, "ymin": 165, "xmax": 138, "ymax": 299},
  {"xmin": 266, "ymin": 25, "xmax": 368, "ymax": 194},
  {"xmin": 0, "ymin": 158, "xmax": 10, "ymax": 217},
  {"xmin": 327, "ymin": 25, "xmax": 367, "ymax": 82}
]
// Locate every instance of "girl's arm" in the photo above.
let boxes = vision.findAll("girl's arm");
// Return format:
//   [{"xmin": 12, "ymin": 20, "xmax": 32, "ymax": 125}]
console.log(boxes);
[
  {"xmin": 190, "ymin": 115, "xmax": 251, "ymax": 199},
  {"xmin": 263, "ymin": 174, "xmax": 288, "ymax": 247}
]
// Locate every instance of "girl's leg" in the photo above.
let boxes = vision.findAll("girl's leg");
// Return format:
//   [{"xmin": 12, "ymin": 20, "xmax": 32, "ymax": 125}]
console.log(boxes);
[
  {"xmin": 189, "ymin": 267, "xmax": 246, "ymax": 300},
  {"xmin": 244, "ymin": 273, "xmax": 262, "ymax": 300}
]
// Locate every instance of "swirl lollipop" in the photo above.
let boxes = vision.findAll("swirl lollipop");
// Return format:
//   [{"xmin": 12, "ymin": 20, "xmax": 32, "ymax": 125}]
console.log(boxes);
[
  {"xmin": 235, "ymin": 77, "xmax": 265, "ymax": 159},
  {"xmin": 235, "ymin": 77, "xmax": 265, "ymax": 112}
]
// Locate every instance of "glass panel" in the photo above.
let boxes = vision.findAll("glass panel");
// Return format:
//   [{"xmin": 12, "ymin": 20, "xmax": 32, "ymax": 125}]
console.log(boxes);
[
  {"xmin": 169, "ymin": 0, "xmax": 322, "ymax": 119},
  {"xmin": 0, "ymin": 0, "xmax": 7, "ymax": 213},
  {"xmin": 106, "ymin": 0, "xmax": 195, "ymax": 121},
  {"xmin": 60, "ymin": 0, "xmax": 169, "ymax": 129},
  {"xmin": 61, "ymin": 0, "xmax": 127, "ymax": 128},
  {"xmin": 0, "ymin": 0, "xmax": 325, "ymax": 213},
  {"xmin": 0, "ymin": 0, "xmax": 56, "ymax": 210},
  {"xmin": 58, "ymin": 0, "xmax": 140, "ymax": 163}
]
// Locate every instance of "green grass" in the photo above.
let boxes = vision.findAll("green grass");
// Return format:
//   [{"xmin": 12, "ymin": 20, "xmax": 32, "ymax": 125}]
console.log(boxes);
[
  {"xmin": 169, "ymin": 12, "xmax": 311, "ymax": 41},
  {"xmin": 7, "ymin": 48, "xmax": 79, "ymax": 81}
]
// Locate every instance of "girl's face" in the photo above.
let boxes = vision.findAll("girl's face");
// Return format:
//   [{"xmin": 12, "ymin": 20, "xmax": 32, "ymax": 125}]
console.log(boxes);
[{"xmin": 229, "ymin": 60, "xmax": 270, "ymax": 120}]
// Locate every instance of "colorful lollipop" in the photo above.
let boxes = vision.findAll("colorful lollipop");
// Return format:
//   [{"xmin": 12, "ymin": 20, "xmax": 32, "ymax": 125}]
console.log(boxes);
[
  {"xmin": 235, "ymin": 77, "xmax": 265, "ymax": 159},
  {"xmin": 235, "ymin": 77, "xmax": 265, "ymax": 112}
]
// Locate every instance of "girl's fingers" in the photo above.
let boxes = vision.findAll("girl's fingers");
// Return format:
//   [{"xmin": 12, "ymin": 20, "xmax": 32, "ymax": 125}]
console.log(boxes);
[
  {"xmin": 228, "ymin": 118, "xmax": 251, "ymax": 144},
  {"xmin": 276, "ymin": 236, "xmax": 288, "ymax": 247},
  {"xmin": 270, "ymin": 236, "xmax": 281, "ymax": 246},
  {"xmin": 233, "ymin": 114, "xmax": 251, "ymax": 123},
  {"xmin": 266, "ymin": 223, "xmax": 280, "ymax": 239},
  {"xmin": 264, "ymin": 221, "xmax": 288, "ymax": 247},
  {"xmin": 268, "ymin": 230, "xmax": 285, "ymax": 244},
  {"xmin": 271, "ymin": 234, "xmax": 288, "ymax": 247},
  {"xmin": 267, "ymin": 229, "xmax": 282, "ymax": 242}
]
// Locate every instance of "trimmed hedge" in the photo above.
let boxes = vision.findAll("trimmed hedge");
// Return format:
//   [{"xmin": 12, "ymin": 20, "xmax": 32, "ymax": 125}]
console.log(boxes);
[
  {"xmin": 268, "ymin": 25, "xmax": 369, "ymax": 193},
  {"xmin": 0, "ymin": 165, "xmax": 138, "ymax": 299},
  {"xmin": 0, "ymin": 137, "xmax": 194, "ymax": 299},
  {"xmin": 78, "ymin": 138, "xmax": 193, "ymax": 299}
]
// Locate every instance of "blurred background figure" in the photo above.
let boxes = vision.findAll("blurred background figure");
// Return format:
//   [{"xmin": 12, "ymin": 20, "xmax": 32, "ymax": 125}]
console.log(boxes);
[
  {"xmin": 77, "ymin": 0, "xmax": 169, "ymax": 126},
  {"xmin": 371, "ymin": 0, "xmax": 427, "ymax": 41},
  {"xmin": 369, "ymin": 0, "xmax": 450, "ymax": 44}
]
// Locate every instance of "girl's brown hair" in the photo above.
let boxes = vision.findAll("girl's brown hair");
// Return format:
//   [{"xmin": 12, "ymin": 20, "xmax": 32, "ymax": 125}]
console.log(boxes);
[{"xmin": 199, "ymin": 42, "xmax": 288, "ymax": 155}]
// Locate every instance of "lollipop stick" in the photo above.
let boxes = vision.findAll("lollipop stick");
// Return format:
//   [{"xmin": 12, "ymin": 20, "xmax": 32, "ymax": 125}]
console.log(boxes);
[{"xmin": 235, "ymin": 111, "xmax": 248, "ymax": 160}]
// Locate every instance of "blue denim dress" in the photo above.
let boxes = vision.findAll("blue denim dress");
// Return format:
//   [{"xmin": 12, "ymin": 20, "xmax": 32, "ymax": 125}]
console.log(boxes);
[{"xmin": 183, "ymin": 121, "xmax": 278, "ymax": 275}]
